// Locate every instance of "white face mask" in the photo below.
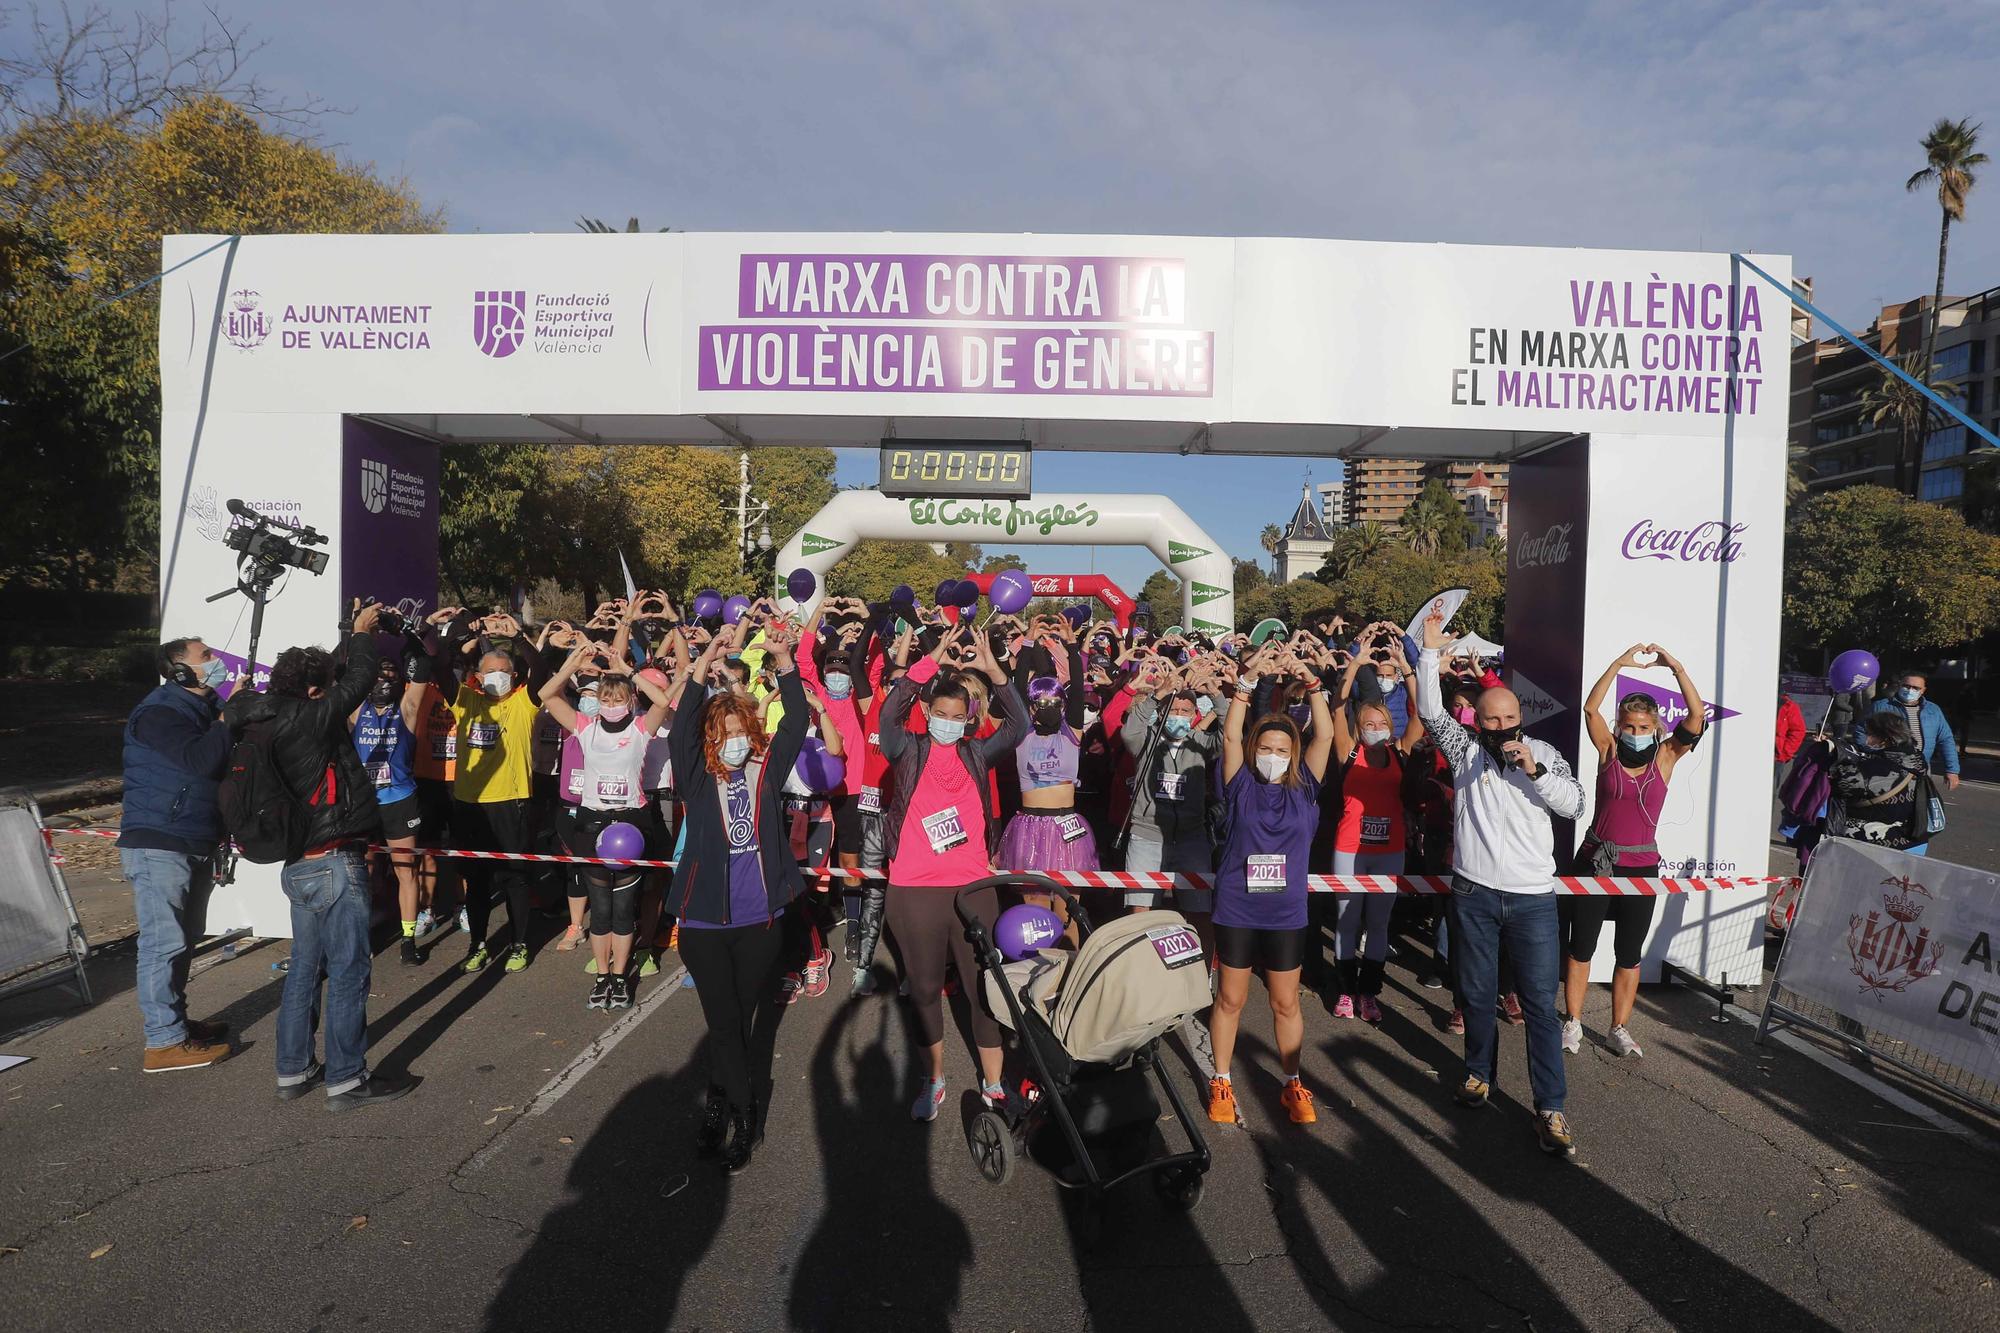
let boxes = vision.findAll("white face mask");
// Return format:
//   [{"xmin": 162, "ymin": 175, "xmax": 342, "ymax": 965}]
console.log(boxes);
[
  {"xmin": 1377, "ymin": 674, "xmax": 1399, "ymax": 695},
  {"xmin": 1255, "ymin": 753, "xmax": 1289, "ymax": 783},
  {"xmin": 1082, "ymin": 708, "xmax": 1100, "ymax": 731},
  {"xmin": 929, "ymin": 716, "xmax": 967, "ymax": 746},
  {"xmin": 576, "ymin": 694, "xmax": 600, "ymax": 718},
  {"xmin": 719, "ymin": 735, "xmax": 751, "ymax": 768},
  {"xmin": 825, "ymin": 672, "xmax": 853, "ymax": 699},
  {"xmin": 1360, "ymin": 726, "xmax": 1392, "ymax": 747},
  {"xmin": 481, "ymin": 670, "xmax": 512, "ymax": 697}
]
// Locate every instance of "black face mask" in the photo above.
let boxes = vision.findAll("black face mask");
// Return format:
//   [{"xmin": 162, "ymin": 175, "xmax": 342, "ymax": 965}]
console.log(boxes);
[
  {"xmin": 1031, "ymin": 703, "xmax": 1063, "ymax": 734},
  {"xmin": 369, "ymin": 680, "xmax": 398, "ymax": 707},
  {"xmin": 1477, "ymin": 724, "xmax": 1522, "ymax": 763}
]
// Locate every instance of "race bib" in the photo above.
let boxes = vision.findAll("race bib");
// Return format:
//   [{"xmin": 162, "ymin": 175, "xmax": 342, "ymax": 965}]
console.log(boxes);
[
  {"xmin": 431, "ymin": 733, "xmax": 457, "ymax": 761},
  {"xmin": 867, "ymin": 732, "xmax": 880, "ymax": 748},
  {"xmin": 565, "ymin": 768, "xmax": 583, "ymax": 798},
  {"xmin": 467, "ymin": 722, "xmax": 501, "ymax": 750},
  {"xmin": 366, "ymin": 760, "xmax": 391, "ymax": 788},
  {"xmin": 537, "ymin": 718, "xmax": 562, "ymax": 744},
  {"xmin": 1056, "ymin": 813, "xmax": 1089, "ymax": 843},
  {"xmin": 1146, "ymin": 924, "xmax": 1203, "ymax": 969},
  {"xmin": 1155, "ymin": 772, "xmax": 1186, "ymax": 802},
  {"xmin": 1246, "ymin": 854, "xmax": 1287, "ymax": 893},
  {"xmin": 595, "ymin": 774, "xmax": 631, "ymax": 804},
  {"xmin": 1361, "ymin": 814, "xmax": 1392, "ymax": 846},
  {"xmin": 921, "ymin": 806, "xmax": 968, "ymax": 854},
  {"xmin": 857, "ymin": 785, "xmax": 882, "ymax": 814}
]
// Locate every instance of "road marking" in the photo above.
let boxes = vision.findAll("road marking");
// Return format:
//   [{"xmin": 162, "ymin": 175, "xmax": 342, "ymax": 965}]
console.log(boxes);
[{"xmin": 461, "ymin": 962, "xmax": 689, "ymax": 1175}]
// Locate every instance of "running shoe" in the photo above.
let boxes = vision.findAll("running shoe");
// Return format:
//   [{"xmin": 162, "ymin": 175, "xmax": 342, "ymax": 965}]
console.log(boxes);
[
  {"xmin": 504, "ymin": 944, "xmax": 530, "ymax": 973},
  {"xmin": 803, "ymin": 948, "xmax": 832, "ymax": 1000},
  {"xmin": 400, "ymin": 936, "xmax": 425, "ymax": 966},
  {"xmin": 587, "ymin": 976, "xmax": 614, "ymax": 1010},
  {"xmin": 1500, "ymin": 992, "xmax": 1525, "ymax": 1025},
  {"xmin": 851, "ymin": 968, "xmax": 878, "ymax": 997},
  {"xmin": 779, "ymin": 972, "xmax": 804, "ymax": 1006},
  {"xmin": 556, "ymin": 924, "xmax": 585, "ymax": 952},
  {"xmin": 456, "ymin": 907, "xmax": 469, "ymax": 935},
  {"xmin": 1420, "ymin": 972, "xmax": 1445, "ymax": 991},
  {"xmin": 1332, "ymin": 994, "xmax": 1355, "ymax": 1019},
  {"xmin": 1358, "ymin": 995, "xmax": 1382, "ymax": 1024},
  {"xmin": 637, "ymin": 951, "xmax": 659, "ymax": 978},
  {"xmin": 415, "ymin": 909, "xmax": 437, "ymax": 936},
  {"xmin": 1454, "ymin": 1074, "xmax": 1491, "ymax": 1108},
  {"xmin": 1281, "ymin": 1080, "xmax": 1317, "ymax": 1125},
  {"xmin": 910, "ymin": 1078, "xmax": 947, "ymax": 1122},
  {"xmin": 462, "ymin": 945, "xmax": 491, "ymax": 974},
  {"xmin": 1205, "ymin": 1077, "xmax": 1237, "ymax": 1125},
  {"xmin": 979, "ymin": 1081, "xmax": 1008, "ymax": 1110},
  {"xmin": 1538, "ymin": 1110, "xmax": 1577, "ymax": 1156},
  {"xmin": 607, "ymin": 975, "xmax": 633, "ymax": 1011},
  {"xmin": 1561, "ymin": 1016, "xmax": 1583, "ymax": 1054},
  {"xmin": 1447, "ymin": 1008, "xmax": 1465, "ymax": 1036},
  {"xmin": 1608, "ymin": 1025, "xmax": 1644, "ymax": 1059}
]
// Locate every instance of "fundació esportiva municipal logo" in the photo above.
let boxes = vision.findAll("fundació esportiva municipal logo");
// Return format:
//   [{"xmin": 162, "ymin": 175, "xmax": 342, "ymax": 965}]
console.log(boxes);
[
  {"xmin": 359, "ymin": 459, "xmax": 389, "ymax": 514},
  {"xmin": 224, "ymin": 289, "xmax": 271, "ymax": 349},
  {"xmin": 473, "ymin": 290, "xmax": 528, "ymax": 358}
]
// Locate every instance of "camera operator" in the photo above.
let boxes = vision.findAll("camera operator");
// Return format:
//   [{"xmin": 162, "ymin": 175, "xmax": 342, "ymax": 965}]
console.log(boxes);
[
  {"xmin": 223, "ymin": 600, "xmax": 416, "ymax": 1111},
  {"xmin": 118, "ymin": 637, "xmax": 244, "ymax": 1074}
]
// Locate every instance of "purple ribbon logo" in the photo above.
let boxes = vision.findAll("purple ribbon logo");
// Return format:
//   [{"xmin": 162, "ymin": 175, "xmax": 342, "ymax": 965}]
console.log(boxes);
[{"xmin": 1621, "ymin": 518, "xmax": 1745, "ymax": 563}]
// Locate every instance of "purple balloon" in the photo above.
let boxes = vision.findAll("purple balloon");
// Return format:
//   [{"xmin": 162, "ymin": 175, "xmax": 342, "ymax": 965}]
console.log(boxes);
[
  {"xmin": 989, "ymin": 568, "xmax": 1033, "ymax": 616},
  {"xmin": 953, "ymin": 579, "xmax": 980, "ymax": 608},
  {"xmin": 935, "ymin": 578, "xmax": 960, "ymax": 606},
  {"xmin": 995, "ymin": 903, "xmax": 1064, "ymax": 961},
  {"xmin": 787, "ymin": 567, "xmax": 816, "ymax": 602},
  {"xmin": 1061, "ymin": 603, "xmax": 1091, "ymax": 626},
  {"xmin": 596, "ymin": 821, "xmax": 646, "ymax": 861},
  {"xmin": 692, "ymin": 589, "xmax": 723, "ymax": 620},
  {"xmin": 889, "ymin": 583, "xmax": 915, "ymax": 610},
  {"xmin": 791, "ymin": 735, "xmax": 847, "ymax": 794},
  {"xmin": 1828, "ymin": 649, "xmax": 1881, "ymax": 694},
  {"xmin": 722, "ymin": 594, "xmax": 752, "ymax": 625}
]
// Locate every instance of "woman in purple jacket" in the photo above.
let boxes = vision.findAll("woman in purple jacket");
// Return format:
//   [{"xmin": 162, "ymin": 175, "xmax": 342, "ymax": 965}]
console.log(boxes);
[{"xmin": 1205, "ymin": 641, "xmax": 1334, "ymax": 1130}]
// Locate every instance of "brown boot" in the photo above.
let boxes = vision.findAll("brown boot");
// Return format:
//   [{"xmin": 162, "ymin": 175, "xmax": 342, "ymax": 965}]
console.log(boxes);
[{"xmin": 143, "ymin": 1038, "xmax": 231, "ymax": 1074}]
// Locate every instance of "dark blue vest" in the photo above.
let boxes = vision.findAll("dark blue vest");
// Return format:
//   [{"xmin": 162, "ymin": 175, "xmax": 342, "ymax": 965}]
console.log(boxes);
[{"xmin": 121, "ymin": 683, "xmax": 225, "ymax": 845}]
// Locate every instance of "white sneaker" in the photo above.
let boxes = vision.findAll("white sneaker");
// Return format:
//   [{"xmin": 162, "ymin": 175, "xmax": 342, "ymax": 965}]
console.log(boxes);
[
  {"xmin": 1608, "ymin": 1024, "xmax": 1643, "ymax": 1058},
  {"xmin": 1561, "ymin": 1017, "xmax": 1582, "ymax": 1054},
  {"xmin": 910, "ymin": 1079, "xmax": 946, "ymax": 1121},
  {"xmin": 456, "ymin": 907, "xmax": 470, "ymax": 934}
]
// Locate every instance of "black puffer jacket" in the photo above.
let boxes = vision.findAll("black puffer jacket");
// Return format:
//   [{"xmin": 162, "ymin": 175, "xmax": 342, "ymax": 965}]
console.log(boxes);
[{"xmin": 223, "ymin": 631, "xmax": 380, "ymax": 854}]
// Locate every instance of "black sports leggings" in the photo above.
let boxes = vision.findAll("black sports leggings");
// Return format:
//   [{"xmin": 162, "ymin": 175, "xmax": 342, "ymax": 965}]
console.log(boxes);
[
  {"xmin": 1560, "ymin": 894, "xmax": 1658, "ymax": 971},
  {"xmin": 886, "ymin": 885, "xmax": 1000, "ymax": 1048},
  {"xmin": 677, "ymin": 920, "xmax": 785, "ymax": 1111},
  {"xmin": 566, "ymin": 808, "xmax": 642, "ymax": 937},
  {"xmin": 451, "ymin": 798, "xmax": 531, "ymax": 949}
]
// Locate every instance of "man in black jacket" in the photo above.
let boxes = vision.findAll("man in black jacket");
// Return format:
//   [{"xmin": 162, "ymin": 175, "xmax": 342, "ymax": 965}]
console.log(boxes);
[{"xmin": 223, "ymin": 601, "xmax": 416, "ymax": 1111}]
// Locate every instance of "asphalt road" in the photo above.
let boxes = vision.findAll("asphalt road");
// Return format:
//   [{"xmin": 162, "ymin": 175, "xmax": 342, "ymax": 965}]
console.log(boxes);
[{"xmin": 3, "ymin": 786, "xmax": 1998, "ymax": 1332}]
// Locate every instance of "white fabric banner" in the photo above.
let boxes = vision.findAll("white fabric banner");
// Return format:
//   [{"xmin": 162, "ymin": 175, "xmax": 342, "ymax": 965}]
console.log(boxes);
[{"xmin": 1776, "ymin": 839, "xmax": 2000, "ymax": 1088}]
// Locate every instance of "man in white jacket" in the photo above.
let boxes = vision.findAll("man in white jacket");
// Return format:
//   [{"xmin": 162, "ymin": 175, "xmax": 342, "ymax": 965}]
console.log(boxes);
[{"xmin": 1415, "ymin": 608, "xmax": 1584, "ymax": 1156}]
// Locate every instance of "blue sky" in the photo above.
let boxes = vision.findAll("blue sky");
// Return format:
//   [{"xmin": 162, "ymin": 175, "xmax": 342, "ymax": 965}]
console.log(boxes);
[{"xmin": 109, "ymin": 0, "xmax": 2000, "ymax": 590}]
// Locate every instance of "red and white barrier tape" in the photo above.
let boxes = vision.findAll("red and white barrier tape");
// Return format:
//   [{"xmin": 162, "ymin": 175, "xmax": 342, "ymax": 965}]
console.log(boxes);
[{"xmin": 43, "ymin": 826, "xmax": 1794, "ymax": 896}]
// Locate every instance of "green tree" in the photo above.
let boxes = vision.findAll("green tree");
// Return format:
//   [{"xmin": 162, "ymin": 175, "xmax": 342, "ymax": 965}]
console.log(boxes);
[
  {"xmin": 1860, "ymin": 354, "xmax": 1961, "ymax": 498},
  {"xmin": 577, "ymin": 216, "xmax": 671, "ymax": 233},
  {"xmin": 1235, "ymin": 577, "xmax": 1340, "ymax": 633},
  {"xmin": 1905, "ymin": 118, "xmax": 1987, "ymax": 418},
  {"xmin": 1232, "ymin": 556, "xmax": 1267, "ymax": 600},
  {"xmin": 823, "ymin": 539, "xmax": 979, "ymax": 605},
  {"xmin": 1315, "ymin": 522, "xmax": 1388, "ymax": 582},
  {"xmin": 979, "ymin": 552, "xmax": 1029, "ymax": 574},
  {"xmin": 1783, "ymin": 485, "xmax": 2000, "ymax": 655},
  {"xmin": 1137, "ymin": 569, "xmax": 1182, "ymax": 619},
  {"xmin": 1398, "ymin": 478, "xmax": 1473, "ymax": 558}
]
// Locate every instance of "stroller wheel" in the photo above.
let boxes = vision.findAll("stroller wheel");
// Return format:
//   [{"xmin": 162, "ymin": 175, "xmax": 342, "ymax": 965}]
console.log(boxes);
[
  {"xmin": 1155, "ymin": 1165, "xmax": 1204, "ymax": 1212},
  {"xmin": 968, "ymin": 1110, "xmax": 1015, "ymax": 1186}
]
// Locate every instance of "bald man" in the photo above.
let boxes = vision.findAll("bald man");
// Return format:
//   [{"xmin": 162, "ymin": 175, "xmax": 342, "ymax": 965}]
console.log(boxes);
[{"xmin": 1416, "ymin": 609, "xmax": 1584, "ymax": 1157}]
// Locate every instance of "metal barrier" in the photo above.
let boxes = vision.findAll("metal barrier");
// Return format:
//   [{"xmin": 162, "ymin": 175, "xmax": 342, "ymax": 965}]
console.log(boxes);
[{"xmin": 0, "ymin": 789, "xmax": 92, "ymax": 1006}]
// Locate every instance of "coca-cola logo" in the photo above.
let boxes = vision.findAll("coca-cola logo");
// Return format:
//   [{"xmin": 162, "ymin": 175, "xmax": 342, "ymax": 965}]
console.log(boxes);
[
  {"xmin": 1622, "ymin": 518, "xmax": 1745, "ymax": 563},
  {"xmin": 1513, "ymin": 523, "xmax": 1573, "ymax": 570}
]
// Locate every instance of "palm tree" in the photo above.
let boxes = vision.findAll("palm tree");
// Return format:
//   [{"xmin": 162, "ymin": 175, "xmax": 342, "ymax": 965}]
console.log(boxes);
[
  {"xmin": 1860, "ymin": 353, "xmax": 1961, "ymax": 496},
  {"xmin": 577, "ymin": 216, "xmax": 673, "ymax": 233},
  {"xmin": 1401, "ymin": 506, "xmax": 1441, "ymax": 557},
  {"xmin": 1905, "ymin": 119, "xmax": 1987, "ymax": 386},
  {"xmin": 1319, "ymin": 522, "xmax": 1388, "ymax": 581},
  {"xmin": 1259, "ymin": 522, "xmax": 1282, "ymax": 574}
]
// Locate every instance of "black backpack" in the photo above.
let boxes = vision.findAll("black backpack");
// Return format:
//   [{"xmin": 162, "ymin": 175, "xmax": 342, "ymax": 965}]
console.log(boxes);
[{"xmin": 217, "ymin": 719, "xmax": 307, "ymax": 863}]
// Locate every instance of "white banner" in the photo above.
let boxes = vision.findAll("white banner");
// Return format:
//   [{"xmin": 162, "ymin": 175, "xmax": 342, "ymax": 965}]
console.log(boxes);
[{"xmin": 1776, "ymin": 839, "xmax": 2000, "ymax": 1089}]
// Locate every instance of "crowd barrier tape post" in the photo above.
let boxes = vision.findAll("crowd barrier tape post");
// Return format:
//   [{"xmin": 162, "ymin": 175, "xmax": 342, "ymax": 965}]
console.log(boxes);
[{"xmin": 1757, "ymin": 837, "xmax": 2000, "ymax": 1117}]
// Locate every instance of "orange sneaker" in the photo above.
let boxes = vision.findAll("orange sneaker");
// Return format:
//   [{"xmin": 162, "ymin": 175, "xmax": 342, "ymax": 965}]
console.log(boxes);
[
  {"xmin": 1281, "ymin": 1079, "xmax": 1317, "ymax": 1125},
  {"xmin": 1206, "ymin": 1076, "xmax": 1237, "ymax": 1124}
]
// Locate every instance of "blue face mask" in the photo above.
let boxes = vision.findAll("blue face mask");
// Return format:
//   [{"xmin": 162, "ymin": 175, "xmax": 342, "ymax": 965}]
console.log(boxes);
[
  {"xmin": 1895, "ymin": 686, "xmax": 1922, "ymax": 705},
  {"xmin": 1164, "ymin": 714, "xmax": 1193, "ymax": 740},
  {"xmin": 825, "ymin": 672, "xmax": 853, "ymax": 700},
  {"xmin": 200, "ymin": 658, "xmax": 230, "ymax": 689},
  {"xmin": 1618, "ymin": 730, "xmax": 1657, "ymax": 753},
  {"xmin": 577, "ymin": 694, "xmax": 601, "ymax": 718},
  {"xmin": 928, "ymin": 716, "xmax": 967, "ymax": 746}
]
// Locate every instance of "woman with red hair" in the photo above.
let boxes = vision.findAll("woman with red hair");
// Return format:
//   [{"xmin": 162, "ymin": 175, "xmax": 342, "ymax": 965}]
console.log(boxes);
[{"xmin": 667, "ymin": 620, "xmax": 809, "ymax": 1173}]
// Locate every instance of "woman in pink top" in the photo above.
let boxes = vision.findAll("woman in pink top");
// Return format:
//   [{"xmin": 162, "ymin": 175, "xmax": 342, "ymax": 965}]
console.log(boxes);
[
  {"xmin": 876, "ymin": 625, "xmax": 1027, "ymax": 1122},
  {"xmin": 1561, "ymin": 643, "xmax": 1706, "ymax": 1060}
]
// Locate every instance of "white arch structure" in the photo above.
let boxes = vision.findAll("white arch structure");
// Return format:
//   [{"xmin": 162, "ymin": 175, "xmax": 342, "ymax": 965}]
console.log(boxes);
[{"xmin": 776, "ymin": 491, "xmax": 1232, "ymax": 632}]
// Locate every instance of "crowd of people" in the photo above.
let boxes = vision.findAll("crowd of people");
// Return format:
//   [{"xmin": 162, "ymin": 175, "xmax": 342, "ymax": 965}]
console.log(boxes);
[{"xmin": 119, "ymin": 590, "xmax": 1742, "ymax": 1163}]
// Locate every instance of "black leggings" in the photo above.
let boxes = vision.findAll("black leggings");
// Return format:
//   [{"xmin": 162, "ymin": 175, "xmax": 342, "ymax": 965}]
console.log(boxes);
[
  {"xmin": 1214, "ymin": 922, "xmax": 1308, "ymax": 972},
  {"xmin": 1561, "ymin": 895, "xmax": 1658, "ymax": 971},
  {"xmin": 451, "ymin": 798, "xmax": 531, "ymax": 949},
  {"xmin": 677, "ymin": 920, "xmax": 785, "ymax": 1111},
  {"xmin": 886, "ymin": 885, "xmax": 1000, "ymax": 1048},
  {"xmin": 566, "ymin": 808, "xmax": 643, "ymax": 937}
]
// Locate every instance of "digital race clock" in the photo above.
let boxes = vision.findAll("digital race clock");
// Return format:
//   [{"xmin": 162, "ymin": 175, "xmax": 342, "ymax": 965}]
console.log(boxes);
[{"xmin": 877, "ymin": 440, "xmax": 1032, "ymax": 500}]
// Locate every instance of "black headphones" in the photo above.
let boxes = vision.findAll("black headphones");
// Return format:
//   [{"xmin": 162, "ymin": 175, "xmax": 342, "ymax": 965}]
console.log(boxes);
[{"xmin": 164, "ymin": 657, "xmax": 199, "ymax": 687}]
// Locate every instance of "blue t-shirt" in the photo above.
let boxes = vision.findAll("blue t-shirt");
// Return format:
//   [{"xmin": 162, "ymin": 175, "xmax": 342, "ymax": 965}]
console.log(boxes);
[
  {"xmin": 681, "ymin": 770, "xmax": 780, "ymax": 928},
  {"xmin": 1213, "ymin": 764, "xmax": 1321, "ymax": 931},
  {"xmin": 353, "ymin": 701, "xmax": 417, "ymax": 804}
]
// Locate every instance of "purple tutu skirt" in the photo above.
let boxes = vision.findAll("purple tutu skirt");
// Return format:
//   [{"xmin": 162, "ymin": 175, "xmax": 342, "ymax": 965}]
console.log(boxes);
[{"xmin": 996, "ymin": 810, "xmax": 1100, "ymax": 872}]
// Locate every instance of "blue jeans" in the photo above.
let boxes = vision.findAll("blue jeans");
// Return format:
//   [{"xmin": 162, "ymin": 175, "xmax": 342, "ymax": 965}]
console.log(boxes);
[
  {"xmin": 277, "ymin": 848, "xmax": 374, "ymax": 1096},
  {"xmin": 1449, "ymin": 875, "xmax": 1566, "ymax": 1113},
  {"xmin": 120, "ymin": 847, "xmax": 214, "ymax": 1048}
]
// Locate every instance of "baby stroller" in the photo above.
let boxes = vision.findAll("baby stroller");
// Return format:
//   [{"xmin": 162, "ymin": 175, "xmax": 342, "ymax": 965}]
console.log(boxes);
[{"xmin": 955, "ymin": 874, "xmax": 1212, "ymax": 1247}]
